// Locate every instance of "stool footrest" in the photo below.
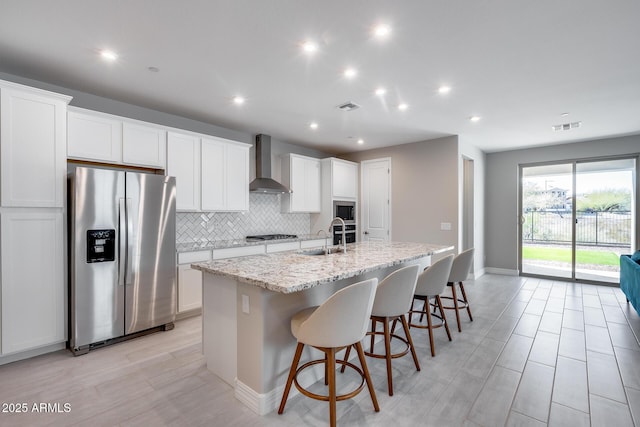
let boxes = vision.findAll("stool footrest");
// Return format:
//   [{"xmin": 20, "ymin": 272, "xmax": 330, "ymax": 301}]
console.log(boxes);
[
  {"xmin": 293, "ymin": 357, "xmax": 365, "ymax": 402},
  {"xmin": 364, "ymin": 331, "xmax": 410, "ymax": 359}
]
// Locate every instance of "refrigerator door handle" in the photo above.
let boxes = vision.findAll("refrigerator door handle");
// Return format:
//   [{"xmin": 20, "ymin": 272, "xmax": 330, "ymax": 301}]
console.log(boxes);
[
  {"xmin": 118, "ymin": 198, "xmax": 127, "ymax": 287},
  {"xmin": 124, "ymin": 198, "xmax": 134, "ymax": 286}
]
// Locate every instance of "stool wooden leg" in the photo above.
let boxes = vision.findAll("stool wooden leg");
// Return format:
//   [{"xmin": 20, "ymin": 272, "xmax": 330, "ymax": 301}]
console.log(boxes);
[
  {"xmin": 400, "ymin": 315, "xmax": 421, "ymax": 371},
  {"xmin": 451, "ymin": 282, "xmax": 462, "ymax": 332},
  {"xmin": 340, "ymin": 345, "xmax": 351, "ymax": 374},
  {"xmin": 383, "ymin": 318, "xmax": 393, "ymax": 396},
  {"xmin": 426, "ymin": 299, "xmax": 435, "ymax": 357},
  {"xmin": 327, "ymin": 348, "xmax": 337, "ymax": 427},
  {"xmin": 355, "ymin": 342, "xmax": 380, "ymax": 412},
  {"xmin": 370, "ymin": 318, "xmax": 376, "ymax": 353},
  {"xmin": 459, "ymin": 282, "xmax": 473, "ymax": 321},
  {"xmin": 278, "ymin": 342, "xmax": 305, "ymax": 414},
  {"xmin": 436, "ymin": 295, "xmax": 452, "ymax": 341},
  {"xmin": 419, "ymin": 299, "xmax": 428, "ymax": 322},
  {"xmin": 324, "ymin": 353, "xmax": 329, "ymax": 385}
]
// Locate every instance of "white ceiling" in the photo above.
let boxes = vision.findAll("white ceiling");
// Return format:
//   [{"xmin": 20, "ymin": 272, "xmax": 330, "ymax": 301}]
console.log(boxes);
[{"xmin": 1, "ymin": 0, "xmax": 639, "ymax": 153}]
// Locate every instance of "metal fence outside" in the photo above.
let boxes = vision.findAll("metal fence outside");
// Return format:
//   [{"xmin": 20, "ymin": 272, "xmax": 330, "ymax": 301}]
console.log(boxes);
[{"xmin": 522, "ymin": 210, "xmax": 631, "ymax": 246}]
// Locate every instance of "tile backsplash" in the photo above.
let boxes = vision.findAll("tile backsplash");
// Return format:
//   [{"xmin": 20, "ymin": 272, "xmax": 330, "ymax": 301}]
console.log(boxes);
[{"xmin": 176, "ymin": 193, "xmax": 310, "ymax": 243}]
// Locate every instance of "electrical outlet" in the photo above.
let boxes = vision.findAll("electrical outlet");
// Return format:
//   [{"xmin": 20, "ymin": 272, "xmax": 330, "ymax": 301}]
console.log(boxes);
[
  {"xmin": 242, "ymin": 294, "xmax": 250, "ymax": 314},
  {"xmin": 441, "ymin": 222, "xmax": 452, "ymax": 231}
]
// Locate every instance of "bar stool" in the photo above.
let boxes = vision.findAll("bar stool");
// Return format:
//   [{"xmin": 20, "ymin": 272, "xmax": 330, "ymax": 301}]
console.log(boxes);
[
  {"xmin": 408, "ymin": 255, "xmax": 454, "ymax": 357},
  {"xmin": 278, "ymin": 278, "xmax": 379, "ymax": 427},
  {"xmin": 341, "ymin": 264, "xmax": 421, "ymax": 396},
  {"xmin": 442, "ymin": 248, "xmax": 475, "ymax": 332}
]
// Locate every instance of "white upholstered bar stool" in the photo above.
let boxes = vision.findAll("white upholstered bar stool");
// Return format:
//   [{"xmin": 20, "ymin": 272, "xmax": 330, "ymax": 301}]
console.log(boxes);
[
  {"xmin": 408, "ymin": 255, "xmax": 454, "ymax": 357},
  {"xmin": 340, "ymin": 264, "xmax": 421, "ymax": 396},
  {"xmin": 278, "ymin": 278, "xmax": 380, "ymax": 427},
  {"xmin": 442, "ymin": 248, "xmax": 475, "ymax": 332}
]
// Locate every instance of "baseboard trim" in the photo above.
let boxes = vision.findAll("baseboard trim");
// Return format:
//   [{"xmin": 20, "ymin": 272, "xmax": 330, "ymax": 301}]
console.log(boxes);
[
  {"xmin": 471, "ymin": 268, "xmax": 486, "ymax": 279},
  {"xmin": 0, "ymin": 342, "xmax": 66, "ymax": 366},
  {"xmin": 235, "ymin": 379, "xmax": 277, "ymax": 415},
  {"xmin": 485, "ymin": 267, "xmax": 520, "ymax": 276}
]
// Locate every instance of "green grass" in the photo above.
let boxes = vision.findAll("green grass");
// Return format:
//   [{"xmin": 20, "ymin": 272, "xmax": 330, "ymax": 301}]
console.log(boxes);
[{"xmin": 522, "ymin": 246, "xmax": 620, "ymax": 266}]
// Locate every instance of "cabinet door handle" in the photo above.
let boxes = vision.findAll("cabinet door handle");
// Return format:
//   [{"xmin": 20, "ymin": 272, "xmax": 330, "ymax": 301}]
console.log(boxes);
[{"xmin": 363, "ymin": 231, "xmax": 369, "ymax": 235}]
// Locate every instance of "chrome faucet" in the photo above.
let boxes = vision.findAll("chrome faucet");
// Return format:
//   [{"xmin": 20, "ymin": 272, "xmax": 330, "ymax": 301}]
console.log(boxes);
[{"xmin": 328, "ymin": 217, "xmax": 347, "ymax": 253}]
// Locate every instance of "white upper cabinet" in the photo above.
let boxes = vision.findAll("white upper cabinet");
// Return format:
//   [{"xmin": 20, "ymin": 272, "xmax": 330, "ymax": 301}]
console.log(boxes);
[
  {"xmin": 0, "ymin": 82, "xmax": 71, "ymax": 208},
  {"xmin": 281, "ymin": 154, "xmax": 321, "ymax": 213},
  {"xmin": 67, "ymin": 109, "xmax": 122, "ymax": 163},
  {"xmin": 167, "ymin": 131, "xmax": 201, "ymax": 211},
  {"xmin": 67, "ymin": 107, "xmax": 166, "ymax": 169},
  {"xmin": 201, "ymin": 137, "xmax": 249, "ymax": 212},
  {"xmin": 329, "ymin": 158, "xmax": 358, "ymax": 200},
  {"xmin": 122, "ymin": 122, "xmax": 166, "ymax": 168}
]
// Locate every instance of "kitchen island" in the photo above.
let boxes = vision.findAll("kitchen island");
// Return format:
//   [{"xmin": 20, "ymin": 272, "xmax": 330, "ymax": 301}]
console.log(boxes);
[{"xmin": 192, "ymin": 241, "xmax": 453, "ymax": 414}]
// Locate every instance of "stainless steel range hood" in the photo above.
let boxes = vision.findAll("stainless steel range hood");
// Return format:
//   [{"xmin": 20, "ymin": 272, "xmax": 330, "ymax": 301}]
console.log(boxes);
[{"xmin": 249, "ymin": 134, "xmax": 292, "ymax": 194}]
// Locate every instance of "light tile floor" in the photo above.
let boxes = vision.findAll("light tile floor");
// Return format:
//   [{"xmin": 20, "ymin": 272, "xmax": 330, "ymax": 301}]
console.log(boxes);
[{"xmin": 1, "ymin": 274, "xmax": 639, "ymax": 426}]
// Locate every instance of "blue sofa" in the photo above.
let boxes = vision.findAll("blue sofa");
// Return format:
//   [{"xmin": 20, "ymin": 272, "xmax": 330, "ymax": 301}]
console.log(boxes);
[{"xmin": 620, "ymin": 254, "xmax": 640, "ymax": 314}]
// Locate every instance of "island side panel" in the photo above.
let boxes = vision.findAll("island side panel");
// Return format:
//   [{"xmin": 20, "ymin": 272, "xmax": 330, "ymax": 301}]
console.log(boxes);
[{"xmin": 203, "ymin": 273, "xmax": 237, "ymax": 387}]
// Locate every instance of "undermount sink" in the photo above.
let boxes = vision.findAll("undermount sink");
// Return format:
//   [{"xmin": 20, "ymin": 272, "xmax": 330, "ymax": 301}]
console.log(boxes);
[{"xmin": 301, "ymin": 247, "xmax": 345, "ymax": 256}]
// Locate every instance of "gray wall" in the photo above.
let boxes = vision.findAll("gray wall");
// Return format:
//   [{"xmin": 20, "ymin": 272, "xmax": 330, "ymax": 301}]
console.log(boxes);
[
  {"xmin": 342, "ymin": 136, "xmax": 460, "ymax": 249},
  {"xmin": 485, "ymin": 134, "xmax": 640, "ymax": 272}
]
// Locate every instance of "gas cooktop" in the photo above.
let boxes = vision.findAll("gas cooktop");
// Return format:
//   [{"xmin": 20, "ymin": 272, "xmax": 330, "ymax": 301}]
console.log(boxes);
[{"xmin": 245, "ymin": 234, "xmax": 298, "ymax": 242}]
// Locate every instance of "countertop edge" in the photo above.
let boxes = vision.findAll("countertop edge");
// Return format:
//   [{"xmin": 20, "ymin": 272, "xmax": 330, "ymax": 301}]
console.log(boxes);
[{"xmin": 192, "ymin": 243, "xmax": 454, "ymax": 294}]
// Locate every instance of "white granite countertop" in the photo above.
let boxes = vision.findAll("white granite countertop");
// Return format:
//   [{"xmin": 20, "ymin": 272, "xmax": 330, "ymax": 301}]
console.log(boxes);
[
  {"xmin": 176, "ymin": 234, "xmax": 328, "ymax": 253},
  {"xmin": 192, "ymin": 241, "xmax": 454, "ymax": 293}
]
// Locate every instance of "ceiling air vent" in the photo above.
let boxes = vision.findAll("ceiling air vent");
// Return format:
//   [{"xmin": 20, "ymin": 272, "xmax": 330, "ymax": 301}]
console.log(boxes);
[
  {"xmin": 552, "ymin": 121, "xmax": 582, "ymax": 131},
  {"xmin": 336, "ymin": 101, "xmax": 361, "ymax": 111}
]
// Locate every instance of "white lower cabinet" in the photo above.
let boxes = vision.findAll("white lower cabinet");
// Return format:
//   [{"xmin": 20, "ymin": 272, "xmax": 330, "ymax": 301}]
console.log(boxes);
[
  {"xmin": 178, "ymin": 265, "xmax": 203, "ymax": 313},
  {"xmin": 177, "ymin": 251, "xmax": 211, "ymax": 314},
  {"xmin": 0, "ymin": 209, "xmax": 65, "ymax": 355}
]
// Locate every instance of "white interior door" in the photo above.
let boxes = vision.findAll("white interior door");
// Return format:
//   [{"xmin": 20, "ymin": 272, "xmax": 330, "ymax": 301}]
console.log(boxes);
[{"xmin": 361, "ymin": 158, "xmax": 391, "ymax": 242}]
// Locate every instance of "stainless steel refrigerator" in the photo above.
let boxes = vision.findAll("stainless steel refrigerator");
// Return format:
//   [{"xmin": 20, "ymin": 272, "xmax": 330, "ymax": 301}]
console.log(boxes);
[{"xmin": 69, "ymin": 167, "xmax": 177, "ymax": 355}]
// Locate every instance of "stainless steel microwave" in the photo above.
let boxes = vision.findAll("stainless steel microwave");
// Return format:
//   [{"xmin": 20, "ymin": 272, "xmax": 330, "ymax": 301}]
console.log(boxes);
[{"xmin": 333, "ymin": 200, "xmax": 356, "ymax": 223}]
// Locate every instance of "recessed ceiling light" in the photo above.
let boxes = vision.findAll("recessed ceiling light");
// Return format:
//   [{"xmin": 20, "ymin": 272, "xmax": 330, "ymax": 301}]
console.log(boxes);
[
  {"xmin": 232, "ymin": 96, "xmax": 245, "ymax": 105},
  {"xmin": 469, "ymin": 116, "xmax": 481, "ymax": 122},
  {"xmin": 344, "ymin": 68, "xmax": 357, "ymax": 79},
  {"xmin": 375, "ymin": 87, "xmax": 387, "ymax": 96},
  {"xmin": 398, "ymin": 103, "xmax": 408, "ymax": 111},
  {"xmin": 560, "ymin": 112, "xmax": 570, "ymax": 117},
  {"xmin": 100, "ymin": 49, "xmax": 118, "ymax": 61},
  {"xmin": 357, "ymin": 139, "xmax": 364, "ymax": 145},
  {"xmin": 309, "ymin": 122, "xmax": 318, "ymax": 130},
  {"xmin": 147, "ymin": 66, "xmax": 160, "ymax": 73},
  {"xmin": 438, "ymin": 86, "xmax": 451, "ymax": 94},
  {"xmin": 302, "ymin": 41, "xmax": 318, "ymax": 54},
  {"xmin": 373, "ymin": 24, "xmax": 391, "ymax": 38}
]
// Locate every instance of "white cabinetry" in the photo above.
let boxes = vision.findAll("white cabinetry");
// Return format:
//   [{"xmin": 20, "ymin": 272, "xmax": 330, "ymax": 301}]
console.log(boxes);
[
  {"xmin": 201, "ymin": 137, "xmax": 249, "ymax": 212},
  {"xmin": 0, "ymin": 80, "xmax": 70, "ymax": 361},
  {"xmin": 328, "ymin": 158, "xmax": 358, "ymax": 200},
  {"xmin": 1, "ymin": 210, "xmax": 65, "ymax": 355},
  {"xmin": 122, "ymin": 122, "xmax": 166, "ymax": 168},
  {"xmin": 67, "ymin": 109, "xmax": 122, "ymax": 163},
  {"xmin": 167, "ymin": 132, "xmax": 201, "ymax": 211},
  {"xmin": 311, "ymin": 158, "xmax": 359, "ymax": 234},
  {"xmin": 177, "ymin": 251, "xmax": 210, "ymax": 314},
  {"xmin": 67, "ymin": 107, "xmax": 166, "ymax": 169},
  {"xmin": 1, "ymin": 83, "xmax": 70, "ymax": 208},
  {"xmin": 281, "ymin": 154, "xmax": 321, "ymax": 213}
]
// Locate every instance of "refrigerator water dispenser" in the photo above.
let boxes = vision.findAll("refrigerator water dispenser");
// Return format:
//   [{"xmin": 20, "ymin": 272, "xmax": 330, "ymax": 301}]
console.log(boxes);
[{"xmin": 86, "ymin": 229, "xmax": 115, "ymax": 263}]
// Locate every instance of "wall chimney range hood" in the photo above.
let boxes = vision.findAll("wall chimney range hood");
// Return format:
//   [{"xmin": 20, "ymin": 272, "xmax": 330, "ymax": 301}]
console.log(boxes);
[{"xmin": 249, "ymin": 134, "xmax": 292, "ymax": 194}]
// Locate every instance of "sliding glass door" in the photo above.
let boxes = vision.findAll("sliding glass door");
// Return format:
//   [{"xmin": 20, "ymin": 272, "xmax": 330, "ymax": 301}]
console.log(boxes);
[{"xmin": 520, "ymin": 157, "xmax": 636, "ymax": 283}]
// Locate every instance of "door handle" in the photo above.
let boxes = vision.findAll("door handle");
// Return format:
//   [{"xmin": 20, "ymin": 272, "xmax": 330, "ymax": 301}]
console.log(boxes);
[{"xmin": 118, "ymin": 198, "xmax": 127, "ymax": 287}]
